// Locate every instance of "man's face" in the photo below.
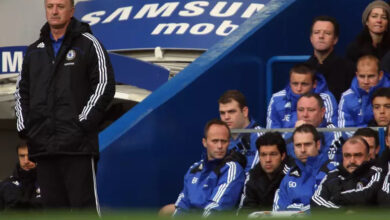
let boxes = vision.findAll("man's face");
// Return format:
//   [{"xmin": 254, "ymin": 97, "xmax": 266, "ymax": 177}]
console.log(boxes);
[
  {"xmin": 219, "ymin": 100, "xmax": 248, "ymax": 129},
  {"xmin": 297, "ymin": 97, "xmax": 325, "ymax": 127},
  {"xmin": 18, "ymin": 147, "xmax": 36, "ymax": 171},
  {"xmin": 259, "ymin": 145, "xmax": 285, "ymax": 176},
  {"xmin": 366, "ymin": 8, "xmax": 388, "ymax": 35},
  {"xmin": 289, "ymin": 73, "xmax": 315, "ymax": 95},
  {"xmin": 356, "ymin": 59, "xmax": 382, "ymax": 92},
  {"xmin": 203, "ymin": 124, "xmax": 230, "ymax": 161},
  {"xmin": 310, "ymin": 21, "xmax": 338, "ymax": 53},
  {"xmin": 361, "ymin": 136, "xmax": 378, "ymax": 160},
  {"xmin": 342, "ymin": 141, "xmax": 369, "ymax": 173},
  {"xmin": 372, "ymin": 96, "xmax": 390, "ymax": 126},
  {"xmin": 45, "ymin": 0, "xmax": 74, "ymax": 30},
  {"xmin": 293, "ymin": 132, "xmax": 320, "ymax": 163}
]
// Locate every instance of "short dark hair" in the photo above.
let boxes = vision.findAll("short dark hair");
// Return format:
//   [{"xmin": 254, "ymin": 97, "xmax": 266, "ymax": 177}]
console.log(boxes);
[
  {"xmin": 311, "ymin": 15, "xmax": 340, "ymax": 37},
  {"xmin": 344, "ymin": 136, "xmax": 370, "ymax": 154},
  {"xmin": 293, "ymin": 124, "xmax": 321, "ymax": 143},
  {"xmin": 354, "ymin": 128, "xmax": 379, "ymax": 148},
  {"xmin": 218, "ymin": 90, "xmax": 247, "ymax": 109},
  {"xmin": 256, "ymin": 132, "xmax": 286, "ymax": 155},
  {"xmin": 16, "ymin": 142, "xmax": 28, "ymax": 154},
  {"xmin": 298, "ymin": 92, "xmax": 325, "ymax": 109},
  {"xmin": 372, "ymin": 87, "xmax": 390, "ymax": 103},
  {"xmin": 289, "ymin": 63, "xmax": 316, "ymax": 83},
  {"xmin": 203, "ymin": 118, "xmax": 231, "ymax": 139}
]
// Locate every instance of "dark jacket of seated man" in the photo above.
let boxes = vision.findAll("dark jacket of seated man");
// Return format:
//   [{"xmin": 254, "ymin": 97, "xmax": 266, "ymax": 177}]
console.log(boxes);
[
  {"xmin": 0, "ymin": 164, "xmax": 41, "ymax": 210},
  {"xmin": 311, "ymin": 160, "xmax": 382, "ymax": 208},
  {"xmin": 239, "ymin": 158, "xmax": 292, "ymax": 211}
]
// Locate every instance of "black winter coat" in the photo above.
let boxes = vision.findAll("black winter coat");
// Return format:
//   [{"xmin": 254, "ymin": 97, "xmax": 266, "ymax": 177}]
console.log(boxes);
[
  {"xmin": 0, "ymin": 165, "xmax": 41, "ymax": 210},
  {"xmin": 311, "ymin": 161, "xmax": 382, "ymax": 208},
  {"xmin": 239, "ymin": 159, "xmax": 290, "ymax": 211},
  {"xmin": 15, "ymin": 18, "xmax": 115, "ymax": 158}
]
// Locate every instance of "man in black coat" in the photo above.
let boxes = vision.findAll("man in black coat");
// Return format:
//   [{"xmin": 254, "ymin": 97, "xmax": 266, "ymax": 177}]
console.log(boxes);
[
  {"xmin": 239, "ymin": 132, "xmax": 290, "ymax": 212},
  {"xmin": 311, "ymin": 136, "xmax": 382, "ymax": 208},
  {"xmin": 14, "ymin": 0, "xmax": 115, "ymax": 213},
  {"xmin": 0, "ymin": 143, "xmax": 41, "ymax": 210},
  {"xmin": 306, "ymin": 15, "xmax": 355, "ymax": 101}
]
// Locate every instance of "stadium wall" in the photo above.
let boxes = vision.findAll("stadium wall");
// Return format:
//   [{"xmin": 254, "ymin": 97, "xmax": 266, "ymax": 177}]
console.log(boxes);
[{"xmin": 97, "ymin": 0, "xmax": 372, "ymax": 208}]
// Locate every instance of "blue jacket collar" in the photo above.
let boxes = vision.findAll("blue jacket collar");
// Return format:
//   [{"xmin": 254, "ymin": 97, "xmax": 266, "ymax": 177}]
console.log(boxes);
[
  {"xmin": 351, "ymin": 72, "xmax": 390, "ymax": 97},
  {"xmin": 285, "ymin": 73, "xmax": 329, "ymax": 111}
]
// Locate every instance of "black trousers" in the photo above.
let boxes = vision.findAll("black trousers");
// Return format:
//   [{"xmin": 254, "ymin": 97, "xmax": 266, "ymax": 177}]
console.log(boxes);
[{"xmin": 36, "ymin": 155, "xmax": 100, "ymax": 214}]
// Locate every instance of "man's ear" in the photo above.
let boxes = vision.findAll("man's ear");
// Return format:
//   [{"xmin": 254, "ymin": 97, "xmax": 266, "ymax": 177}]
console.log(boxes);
[
  {"xmin": 379, "ymin": 70, "xmax": 384, "ymax": 80},
  {"xmin": 202, "ymin": 138, "xmax": 207, "ymax": 148},
  {"xmin": 242, "ymin": 106, "xmax": 249, "ymax": 118},
  {"xmin": 316, "ymin": 140, "xmax": 321, "ymax": 151}
]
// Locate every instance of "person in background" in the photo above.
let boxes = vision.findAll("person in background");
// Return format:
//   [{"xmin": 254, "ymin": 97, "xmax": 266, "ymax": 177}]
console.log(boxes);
[
  {"xmin": 346, "ymin": 0, "xmax": 390, "ymax": 63},
  {"xmin": 0, "ymin": 143, "xmax": 41, "ymax": 210},
  {"xmin": 285, "ymin": 93, "xmax": 343, "ymax": 162},
  {"xmin": 218, "ymin": 90, "xmax": 263, "ymax": 173},
  {"xmin": 354, "ymin": 127, "xmax": 380, "ymax": 160},
  {"xmin": 267, "ymin": 63, "xmax": 337, "ymax": 129},
  {"xmin": 369, "ymin": 87, "xmax": 390, "ymax": 126},
  {"xmin": 339, "ymin": 55, "xmax": 390, "ymax": 129},
  {"xmin": 306, "ymin": 15, "xmax": 355, "ymax": 101}
]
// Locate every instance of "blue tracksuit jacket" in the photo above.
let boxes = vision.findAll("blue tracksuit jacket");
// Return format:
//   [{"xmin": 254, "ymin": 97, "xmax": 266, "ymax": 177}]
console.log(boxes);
[
  {"xmin": 228, "ymin": 119, "xmax": 262, "ymax": 173},
  {"xmin": 267, "ymin": 74, "xmax": 338, "ymax": 129},
  {"xmin": 338, "ymin": 73, "xmax": 390, "ymax": 128},
  {"xmin": 174, "ymin": 156, "xmax": 245, "ymax": 217},
  {"xmin": 273, "ymin": 153, "xmax": 338, "ymax": 212},
  {"xmin": 284, "ymin": 121, "xmax": 344, "ymax": 163}
]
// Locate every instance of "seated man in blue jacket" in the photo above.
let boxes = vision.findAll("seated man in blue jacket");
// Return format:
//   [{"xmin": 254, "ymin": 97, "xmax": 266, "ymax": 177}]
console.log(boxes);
[
  {"xmin": 339, "ymin": 55, "xmax": 390, "ymax": 129},
  {"xmin": 285, "ymin": 93, "xmax": 344, "ymax": 162},
  {"xmin": 218, "ymin": 90, "xmax": 262, "ymax": 173},
  {"xmin": 273, "ymin": 124, "xmax": 337, "ymax": 212},
  {"xmin": 173, "ymin": 119, "xmax": 246, "ymax": 217},
  {"xmin": 267, "ymin": 63, "xmax": 338, "ymax": 129}
]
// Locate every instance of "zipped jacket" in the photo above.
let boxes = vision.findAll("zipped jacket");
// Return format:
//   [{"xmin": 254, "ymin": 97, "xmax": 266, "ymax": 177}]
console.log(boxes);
[
  {"xmin": 15, "ymin": 18, "xmax": 115, "ymax": 158},
  {"xmin": 273, "ymin": 153, "xmax": 338, "ymax": 212},
  {"xmin": 267, "ymin": 74, "xmax": 338, "ymax": 129},
  {"xmin": 174, "ymin": 152, "xmax": 246, "ymax": 217}
]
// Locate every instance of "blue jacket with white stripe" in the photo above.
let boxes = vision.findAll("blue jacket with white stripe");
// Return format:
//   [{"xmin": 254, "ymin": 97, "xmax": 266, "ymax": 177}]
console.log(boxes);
[
  {"xmin": 267, "ymin": 74, "xmax": 338, "ymax": 129},
  {"xmin": 174, "ymin": 153, "xmax": 245, "ymax": 217},
  {"xmin": 338, "ymin": 73, "xmax": 390, "ymax": 128},
  {"xmin": 273, "ymin": 152, "xmax": 338, "ymax": 212},
  {"xmin": 228, "ymin": 119, "xmax": 262, "ymax": 173}
]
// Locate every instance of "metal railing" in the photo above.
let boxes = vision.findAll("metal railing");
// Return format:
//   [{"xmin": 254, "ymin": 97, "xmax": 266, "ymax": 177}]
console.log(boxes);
[{"xmin": 232, "ymin": 126, "xmax": 387, "ymax": 155}]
